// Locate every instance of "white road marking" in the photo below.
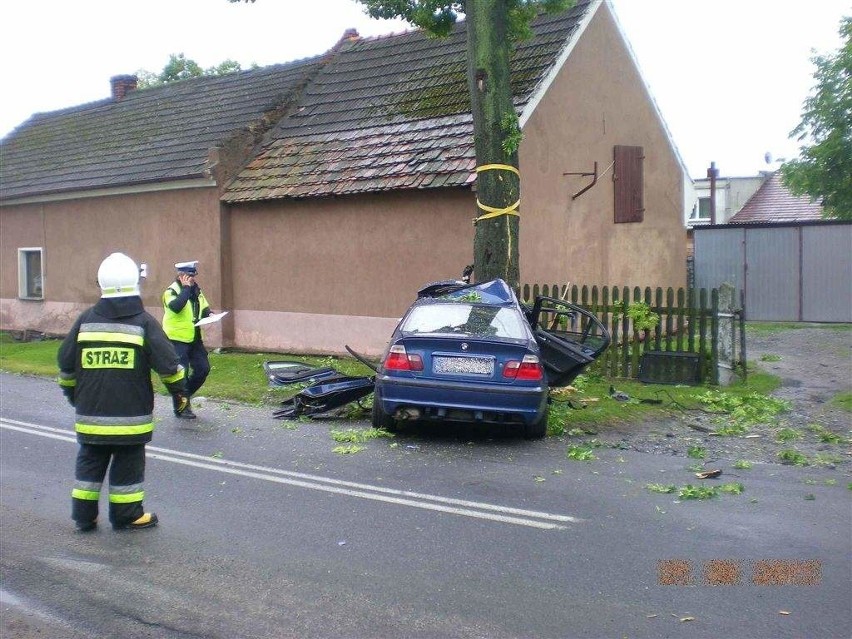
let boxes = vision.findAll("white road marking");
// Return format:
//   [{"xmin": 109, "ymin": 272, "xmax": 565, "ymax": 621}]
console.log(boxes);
[{"xmin": 1, "ymin": 418, "xmax": 583, "ymax": 530}]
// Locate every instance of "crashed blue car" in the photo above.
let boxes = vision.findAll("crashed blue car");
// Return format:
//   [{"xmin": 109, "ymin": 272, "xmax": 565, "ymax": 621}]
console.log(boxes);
[{"xmin": 371, "ymin": 279, "xmax": 610, "ymax": 438}]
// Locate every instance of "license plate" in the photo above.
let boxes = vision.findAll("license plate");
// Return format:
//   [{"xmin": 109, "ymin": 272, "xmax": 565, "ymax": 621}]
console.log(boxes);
[{"xmin": 433, "ymin": 356, "xmax": 493, "ymax": 375}]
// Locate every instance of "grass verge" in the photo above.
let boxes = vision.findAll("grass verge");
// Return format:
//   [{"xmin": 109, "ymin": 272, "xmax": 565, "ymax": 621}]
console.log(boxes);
[
  {"xmin": 830, "ymin": 391, "xmax": 852, "ymax": 412},
  {"xmin": 745, "ymin": 321, "xmax": 852, "ymax": 335},
  {"xmin": 545, "ymin": 367, "xmax": 782, "ymax": 436},
  {"xmin": 0, "ymin": 331, "xmax": 789, "ymax": 436},
  {"xmin": 0, "ymin": 332, "xmax": 374, "ymax": 406}
]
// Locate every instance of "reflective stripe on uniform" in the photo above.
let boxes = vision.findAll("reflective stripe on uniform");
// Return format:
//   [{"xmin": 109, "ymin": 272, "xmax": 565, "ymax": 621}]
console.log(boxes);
[
  {"xmin": 76, "ymin": 414, "xmax": 154, "ymax": 425},
  {"xmin": 72, "ymin": 489, "xmax": 100, "ymax": 500},
  {"xmin": 78, "ymin": 322, "xmax": 145, "ymax": 346},
  {"xmin": 77, "ymin": 332, "xmax": 144, "ymax": 346},
  {"xmin": 75, "ymin": 414, "xmax": 154, "ymax": 436},
  {"xmin": 160, "ymin": 365, "xmax": 186, "ymax": 384},
  {"xmin": 58, "ymin": 375, "xmax": 77, "ymax": 387},
  {"xmin": 72, "ymin": 480, "xmax": 102, "ymax": 500},
  {"xmin": 76, "ymin": 423, "xmax": 154, "ymax": 436},
  {"xmin": 75, "ymin": 480, "xmax": 103, "ymax": 492},
  {"xmin": 80, "ymin": 322, "xmax": 145, "ymax": 338},
  {"xmin": 72, "ymin": 480, "xmax": 102, "ymax": 501},
  {"xmin": 101, "ymin": 286, "xmax": 135, "ymax": 296},
  {"xmin": 109, "ymin": 492, "xmax": 144, "ymax": 503},
  {"xmin": 109, "ymin": 483, "xmax": 144, "ymax": 504}
]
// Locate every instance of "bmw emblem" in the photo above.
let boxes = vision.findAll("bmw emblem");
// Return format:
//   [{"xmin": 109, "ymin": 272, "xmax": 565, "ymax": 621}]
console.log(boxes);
[{"xmin": 461, "ymin": 343, "xmax": 469, "ymax": 351}]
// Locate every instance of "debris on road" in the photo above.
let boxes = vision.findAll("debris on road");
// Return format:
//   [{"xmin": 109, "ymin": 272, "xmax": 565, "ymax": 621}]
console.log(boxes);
[
  {"xmin": 609, "ymin": 385, "xmax": 631, "ymax": 401},
  {"xmin": 694, "ymin": 469, "xmax": 722, "ymax": 479},
  {"xmin": 272, "ymin": 375, "xmax": 375, "ymax": 420}
]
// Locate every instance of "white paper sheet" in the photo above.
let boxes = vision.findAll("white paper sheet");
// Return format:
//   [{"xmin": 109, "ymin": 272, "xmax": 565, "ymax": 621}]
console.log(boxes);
[{"xmin": 194, "ymin": 311, "xmax": 229, "ymax": 327}]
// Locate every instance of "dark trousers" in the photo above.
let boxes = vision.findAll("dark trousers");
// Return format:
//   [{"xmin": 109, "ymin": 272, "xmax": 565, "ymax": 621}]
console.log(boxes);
[
  {"xmin": 172, "ymin": 339, "xmax": 210, "ymax": 396},
  {"xmin": 72, "ymin": 443, "xmax": 146, "ymax": 526}
]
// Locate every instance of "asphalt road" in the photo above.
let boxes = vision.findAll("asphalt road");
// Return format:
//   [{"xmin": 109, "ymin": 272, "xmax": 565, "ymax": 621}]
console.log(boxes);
[{"xmin": 1, "ymin": 372, "xmax": 850, "ymax": 638}]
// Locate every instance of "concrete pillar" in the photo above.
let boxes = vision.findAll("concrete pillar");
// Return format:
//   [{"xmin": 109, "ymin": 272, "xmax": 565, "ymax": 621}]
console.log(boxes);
[{"xmin": 716, "ymin": 282, "xmax": 736, "ymax": 386}]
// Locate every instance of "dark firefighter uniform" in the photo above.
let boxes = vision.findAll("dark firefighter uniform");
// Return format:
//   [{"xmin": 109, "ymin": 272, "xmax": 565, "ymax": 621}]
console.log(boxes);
[{"xmin": 58, "ymin": 295, "xmax": 186, "ymax": 529}]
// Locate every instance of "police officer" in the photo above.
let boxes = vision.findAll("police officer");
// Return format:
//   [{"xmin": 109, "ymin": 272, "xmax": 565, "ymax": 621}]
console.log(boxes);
[
  {"xmin": 162, "ymin": 261, "xmax": 211, "ymax": 419},
  {"xmin": 58, "ymin": 252, "xmax": 188, "ymax": 532}
]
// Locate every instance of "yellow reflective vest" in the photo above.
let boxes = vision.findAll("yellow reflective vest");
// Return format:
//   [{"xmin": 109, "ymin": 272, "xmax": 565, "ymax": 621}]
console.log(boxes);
[{"xmin": 162, "ymin": 281, "xmax": 210, "ymax": 343}]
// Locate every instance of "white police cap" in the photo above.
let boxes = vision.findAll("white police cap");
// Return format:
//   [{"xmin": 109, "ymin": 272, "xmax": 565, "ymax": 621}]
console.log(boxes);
[{"xmin": 175, "ymin": 260, "xmax": 198, "ymax": 275}]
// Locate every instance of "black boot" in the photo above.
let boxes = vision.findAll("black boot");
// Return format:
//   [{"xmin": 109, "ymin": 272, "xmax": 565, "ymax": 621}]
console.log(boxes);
[
  {"xmin": 75, "ymin": 518, "xmax": 97, "ymax": 532},
  {"xmin": 174, "ymin": 394, "xmax": 196, "ymax": 419},
  {"xmin": 179, "ymin": 402, "xmax": 196, "ymax": 419}
]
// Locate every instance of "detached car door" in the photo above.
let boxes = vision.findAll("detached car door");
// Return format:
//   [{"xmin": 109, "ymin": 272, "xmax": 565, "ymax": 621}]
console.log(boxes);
[{"xmin": 528, "ymin": 296, "xmax": 611, "ymax": 387}]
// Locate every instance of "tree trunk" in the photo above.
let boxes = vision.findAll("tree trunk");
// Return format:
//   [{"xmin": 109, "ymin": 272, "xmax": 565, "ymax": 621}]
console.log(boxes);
[{"xmin": 466, "ymin": 0, "xmax": 520, "ymax": 288}]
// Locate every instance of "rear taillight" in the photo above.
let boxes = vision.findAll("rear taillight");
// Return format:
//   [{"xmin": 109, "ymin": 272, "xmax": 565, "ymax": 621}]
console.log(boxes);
[
  {"xmin": 503, "ymin": 355, "xmax": 543, "ymax": 381},
  {"xmin": 383, "ymin": 345, "xmax": 424, "ymax": 372}
]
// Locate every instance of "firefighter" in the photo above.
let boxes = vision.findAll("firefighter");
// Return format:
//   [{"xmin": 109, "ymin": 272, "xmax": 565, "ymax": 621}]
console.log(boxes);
[
  {"xmin": 58, "ymin": 252, "xmax": 188, "ymax": 532},
  {"xmin": 162, "ymin": 260, "xmax": 211, "ymax": 419}
]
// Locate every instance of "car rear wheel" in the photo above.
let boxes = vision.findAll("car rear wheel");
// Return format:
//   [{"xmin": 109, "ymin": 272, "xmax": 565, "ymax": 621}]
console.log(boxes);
[
  {"xmin": 524, "ymin": 405, "xmax": 549, "ymax": 439},
  {"xmin": 371, "ymin": 392, "xmax": 398, "ymax": 431}
]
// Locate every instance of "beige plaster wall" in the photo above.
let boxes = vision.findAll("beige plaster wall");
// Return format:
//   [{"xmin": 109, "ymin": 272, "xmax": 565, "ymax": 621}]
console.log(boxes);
[
  {"xmin": 233, "ymin": 309, "xmax": 400, "ymax": 358},
  {"xmin": 519, "ymin": 2, "xmax": 687, "ymax": 291},
  {"xmin": 0, "ymin": 188, "xmax": 226, "ymax": 343},
  {"xmin": 229, "ymin": 189, "xmax": 475, "ymax": 317},
  {"xmin": 227, "ymin": 189, "xmax": 475, "ymax": 356}
]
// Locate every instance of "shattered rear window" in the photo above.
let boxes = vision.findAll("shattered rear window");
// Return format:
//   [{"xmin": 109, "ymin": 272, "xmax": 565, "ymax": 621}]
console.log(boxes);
[{"xmin": 400, "ymin": 304, "xmax": 528, "ymax": 339}]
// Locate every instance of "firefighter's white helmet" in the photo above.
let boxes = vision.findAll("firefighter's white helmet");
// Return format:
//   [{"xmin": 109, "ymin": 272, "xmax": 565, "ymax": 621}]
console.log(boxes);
[{"xmin": 97, "ymin": 252, "xmax": 140, "ymax": 298}]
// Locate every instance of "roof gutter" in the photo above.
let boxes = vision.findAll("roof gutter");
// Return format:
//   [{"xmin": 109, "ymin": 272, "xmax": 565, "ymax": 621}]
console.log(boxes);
[{"xmin": 0, "ymin": 177, "xmax": 216, "ymax": 207}]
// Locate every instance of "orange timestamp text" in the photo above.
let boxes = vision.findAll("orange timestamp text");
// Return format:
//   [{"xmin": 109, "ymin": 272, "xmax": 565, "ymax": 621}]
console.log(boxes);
[{"xmin": 658, "ymin": 559, "xmax": 821, "ymax": 586}]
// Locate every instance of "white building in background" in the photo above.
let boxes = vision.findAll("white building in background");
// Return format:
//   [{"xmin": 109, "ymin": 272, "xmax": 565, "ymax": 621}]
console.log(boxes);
[{"xmin": 687, "ymin": 173, "xmax": 768, "ymax": 228}]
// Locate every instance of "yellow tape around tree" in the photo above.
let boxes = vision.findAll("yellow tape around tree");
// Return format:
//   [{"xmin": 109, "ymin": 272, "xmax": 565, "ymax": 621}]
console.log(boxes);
[{"xmin": 474, "ymin": 164, "xmax": 520, "ymax": 223}]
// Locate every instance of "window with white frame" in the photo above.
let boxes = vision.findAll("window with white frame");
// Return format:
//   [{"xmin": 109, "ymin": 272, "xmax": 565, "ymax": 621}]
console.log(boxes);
[
  {"xmin": 18, "ymin": 248, "xmax": 43, "ymax": 300},
  {"xmin": 689, "ymin": 197, "xmax": 712, "ymax": 222}
]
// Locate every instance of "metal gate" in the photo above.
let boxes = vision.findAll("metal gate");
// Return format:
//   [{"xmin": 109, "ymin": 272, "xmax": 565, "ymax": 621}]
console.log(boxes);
[{"xmin": 693, "ymin": 221, "xmax": 852, "ymax": 322}]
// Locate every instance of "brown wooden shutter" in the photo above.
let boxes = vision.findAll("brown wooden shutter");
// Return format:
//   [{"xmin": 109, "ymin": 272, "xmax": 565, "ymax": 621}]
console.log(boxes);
[{"xmin": 613, "ymin": 145, "xmax": 644, "ymax": 223}]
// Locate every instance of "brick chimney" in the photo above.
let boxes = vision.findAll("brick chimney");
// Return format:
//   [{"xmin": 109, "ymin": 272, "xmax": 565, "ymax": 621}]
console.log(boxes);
[
  {"xmin": 330, "ymin": 28, "xmax": 360, "ymax": 52},
  {"xmin": 110, "ymin": 74, "xmax": 138, "ymax": 101}
]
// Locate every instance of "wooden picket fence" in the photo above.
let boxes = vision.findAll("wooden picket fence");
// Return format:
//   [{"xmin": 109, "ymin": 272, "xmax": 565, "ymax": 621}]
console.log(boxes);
[{"xmin": 521, "ymin": 283, "xmax": 725, "ymax": 384}]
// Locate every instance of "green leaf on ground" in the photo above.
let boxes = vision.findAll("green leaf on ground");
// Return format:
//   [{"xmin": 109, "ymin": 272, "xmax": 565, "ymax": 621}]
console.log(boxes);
[
  {"xmin": 330, "ymin": 428, "xmax": 394, "ymax": 443},
  {"xmin": 566, "ymin": 445, "xmax": 596, "ymax": 461},
  {"xmin": 646, "ymin": 483, "xmax": 677, "ymax": 494},
  {"xmin": 778, "ymin": 449, "xmax": 809, "ymax": 466},
  {"xmin": 718, "ymin": 482, "xmax": 745, "ymax": 494},
  {"xmin": 775, "ymin": 427, "xmax": 803, "ymax": 442},
  {"xmin": 678, "ymin": 485, "xmax": 718, "ymax": 500},
  {"xmin": 687, "ymin": 445, "xmax": 706, "ymax": 459},
  {"xmin": 332, "ymin": 444, "xmax": 366, "ymax": 455}
]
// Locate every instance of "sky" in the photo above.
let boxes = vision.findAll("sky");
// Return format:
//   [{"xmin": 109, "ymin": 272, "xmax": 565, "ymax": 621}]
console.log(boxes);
[{"xmin": 0, "ymin": 0, "xmax": 847, "ymax": 178}]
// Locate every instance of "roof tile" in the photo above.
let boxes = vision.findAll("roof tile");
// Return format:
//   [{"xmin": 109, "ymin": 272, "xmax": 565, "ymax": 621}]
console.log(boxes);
[
  {"xmin": 728, "ymin": 172, "xmax": 824, "ymax": 223},
  {"xmin": 222, "ymin": 2, "xmax": 592, "ymax": 202},
  {"xmin": 2, "ymin": 2, "xmax": 593, "ymax": 203},
  {"xmin": 1, "ymin": 59, "xmax": 323, "ymax": 200}
]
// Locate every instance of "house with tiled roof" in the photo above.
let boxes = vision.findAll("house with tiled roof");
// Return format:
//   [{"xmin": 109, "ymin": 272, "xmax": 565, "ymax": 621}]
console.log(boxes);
[
  {"xmin": 0, "ymin": 58, "xmax": 324, "ymax": 201},
  {"xmin": 728, "ymin": 171, "xmax": 824, "ymax": 223},
  {"xmin": 1, "ymin": 0, "xmax": 689, "ymax": 355},
  {"xmin": 0, "ymin": 52, "xmax": 328, "ymax": 344},
  {"xmin": 692, "ymin": 171, "xmax": 850, "ymax": 322}
]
